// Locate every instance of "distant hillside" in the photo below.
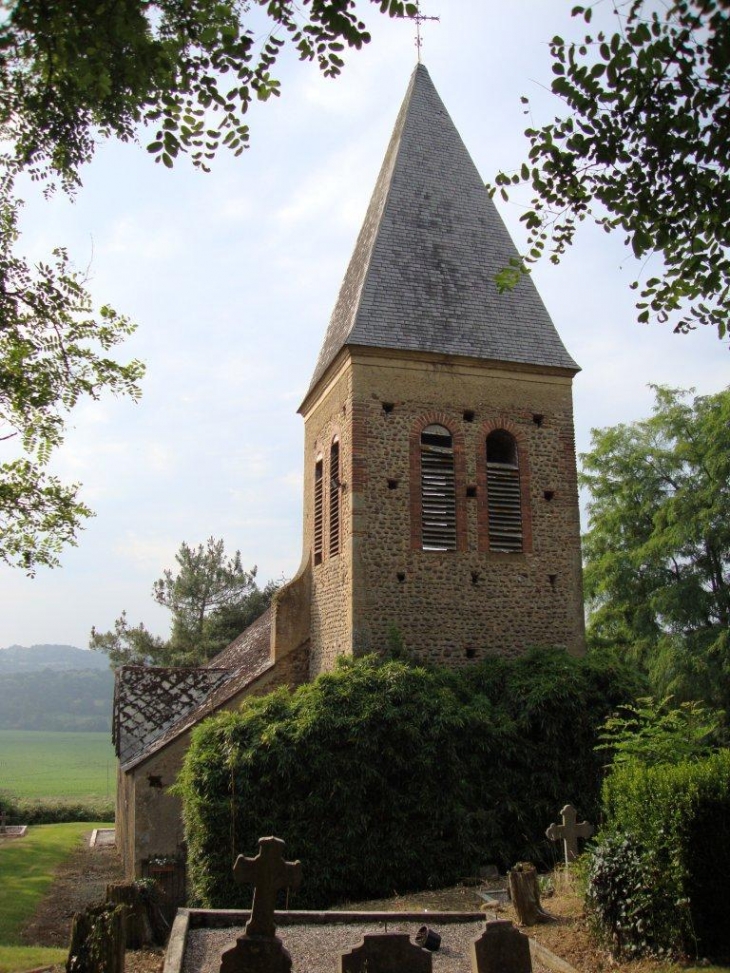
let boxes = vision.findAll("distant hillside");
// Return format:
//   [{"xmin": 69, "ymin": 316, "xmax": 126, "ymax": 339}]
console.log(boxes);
[
  {"xmin": 0, "ymin": 643, "xmax": 110, "ymax": 673},
  {"xmin": 0, "ymin": 668, "xmax": 114, "ymax": 732}
]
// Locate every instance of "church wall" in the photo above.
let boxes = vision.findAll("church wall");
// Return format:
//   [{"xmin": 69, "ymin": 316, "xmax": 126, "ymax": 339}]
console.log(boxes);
[
  {"xmin": 347, "ymin": 351, "xmax": 585, "ymax": 663},
  {"xmin": 131, "ymin": 734, "xmax": 189, "ymax": 877},
  {"xmin": 301, "ymin": 357, "xmax": 354, "ymax": 676},
  {"xmin": 116, "ymin": 764, "xmax": 135, "ymax": 880}
]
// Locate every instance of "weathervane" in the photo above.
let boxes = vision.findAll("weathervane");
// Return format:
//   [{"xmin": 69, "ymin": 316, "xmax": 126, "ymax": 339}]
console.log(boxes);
[{"xmin": 409, "ymin": 1, "xmax": 440, "ymax": 63}]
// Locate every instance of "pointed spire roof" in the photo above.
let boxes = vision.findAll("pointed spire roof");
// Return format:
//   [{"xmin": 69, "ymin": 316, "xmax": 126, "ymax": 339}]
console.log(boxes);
[{"xmin": 305, "ymin": 64, "xmax": 578, "ymax": 399}]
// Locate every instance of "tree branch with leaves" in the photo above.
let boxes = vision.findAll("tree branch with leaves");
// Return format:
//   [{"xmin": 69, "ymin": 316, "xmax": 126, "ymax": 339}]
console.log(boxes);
[
  {"xmin": 0, "ymin": 0, "xmax": 418, "ymax": 570},
  {"xmin": 0, "ymin": 174, "xmax": 144, "ymax": 572},
  {"xmin": 494, "ymin": 0, "xmax": 730, "ymax": 341}
]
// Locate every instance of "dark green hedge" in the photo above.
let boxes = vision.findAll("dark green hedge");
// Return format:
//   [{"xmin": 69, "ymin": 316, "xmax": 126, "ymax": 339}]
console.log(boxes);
[
  {"xmin": 177, "ymin": 648, "xmax": 641, "ymax": 909},
  {"xmin": 588, "ymin": 749, "xmax": 730, "ymax": 960},
  {"xmin": 0, "ymin": 794, "xmax": 114, "ymax": 824}
]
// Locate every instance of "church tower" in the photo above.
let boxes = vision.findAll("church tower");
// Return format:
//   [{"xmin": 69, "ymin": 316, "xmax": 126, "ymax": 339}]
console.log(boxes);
[
  {"xmin": 287, "ymin": 64, "xmax": 585, "ymax": 675},
  {"xmin": 112, "ymin": 63, "xmax": 586, "ymax": 883}
]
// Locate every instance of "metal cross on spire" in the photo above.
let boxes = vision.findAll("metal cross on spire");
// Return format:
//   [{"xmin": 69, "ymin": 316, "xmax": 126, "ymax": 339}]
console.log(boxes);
[{"xmin": 409, "ymin": 1, "xmax": 440, "ymax": 63}]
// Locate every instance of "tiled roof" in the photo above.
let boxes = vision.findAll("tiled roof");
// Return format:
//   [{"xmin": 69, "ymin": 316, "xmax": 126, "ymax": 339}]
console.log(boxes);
[
  {"xmin": 306, "ymin": 63, "xmax": 578, "ymax": 398},
  {"xmin": 205, "ymin": 606, "xmax": 272, "ymax": 671},
  {"xmin": 118, "ymin": 608, "xmax": 274, "ymax": 771},
  {"xmin": 113, "ymin": 666, "xmax": 232, "ymax": 766}
]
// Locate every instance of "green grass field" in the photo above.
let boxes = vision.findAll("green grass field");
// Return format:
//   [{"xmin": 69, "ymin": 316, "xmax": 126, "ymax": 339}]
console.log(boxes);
[
  {"xmin": 0, "ymin": 731, "xmax": 115, "ymax": 800},
  {"xmin": 0, "ymin": 822, "xmax": 111, "ymax": 972}
]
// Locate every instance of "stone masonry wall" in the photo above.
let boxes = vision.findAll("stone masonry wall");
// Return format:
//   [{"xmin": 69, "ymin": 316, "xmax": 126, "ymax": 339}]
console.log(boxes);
[
  {"xmin": 347, "ymin": 351, "xmax": 585, "ymax": 664},
  {"xmin": 116, "ymin": 765, "xmax": 135, "ymax": 880},
  {"xmin": 301, "ymin": 359, "xmax": 354, "ymax": 676}
]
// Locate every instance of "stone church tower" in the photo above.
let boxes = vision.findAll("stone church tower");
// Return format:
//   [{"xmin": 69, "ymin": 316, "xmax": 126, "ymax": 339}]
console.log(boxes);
[
  {"xmin": 113, "ymin": 64, "xmax": 585, "ymax": 883},
  {"xmin": 278, "ymin": 63, "xmax": 585, "ymax": 673}
]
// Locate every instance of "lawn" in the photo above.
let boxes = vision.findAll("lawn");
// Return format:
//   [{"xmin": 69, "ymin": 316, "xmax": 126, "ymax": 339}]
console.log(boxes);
[
  {"xmin": 0, "ymin": 731, "xmax": 115, "ymax": 800},
  {"xmin": 0, "ymin": 823, "xmax": 110, "ymax": 943},
  {"xmin": 0, "ymin": 945, "xmax": 67, "ymax": 973},
  {"xmin": 0, "ymin": 822, "xmax": 111, "ymax": 972}
]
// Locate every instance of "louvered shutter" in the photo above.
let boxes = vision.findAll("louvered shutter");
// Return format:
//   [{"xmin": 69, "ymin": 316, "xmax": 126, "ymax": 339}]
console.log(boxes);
[
  {"xmin": 329, "ymin": 440, "xmax": 340, "ymax": 556},
  {"xmin": 486, "ymin": 431, "xmax": 523, "ymax": 553},
  {"xmin": 314, "ymin": 459, "xmax": 324, "ymax": 565},
  {"xmin": 421, "ymin": 426, "xmax": 456, "ymax": 550}
]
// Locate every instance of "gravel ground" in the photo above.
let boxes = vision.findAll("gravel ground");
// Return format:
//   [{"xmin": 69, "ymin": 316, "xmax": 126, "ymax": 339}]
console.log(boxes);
[{"xmin": 182, "ymin": 922, "xmax": 553, "ymax": 973}]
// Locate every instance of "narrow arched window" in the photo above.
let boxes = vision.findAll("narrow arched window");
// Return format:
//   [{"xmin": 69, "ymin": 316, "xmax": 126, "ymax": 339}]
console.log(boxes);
[
  {"xmin": 329, "ymin": 438, "xmax": 340, "ymax": 557},
  {"xmin": 313, "ymin": 458, "xmax": 324, "ymax": 565},
  {"xmin": 421, "ymin": 424, "xmax": 456, "ymax": 550},
  {"xmin": 486, "ymin": 430, "xmax": 523, "ymax": 552}
]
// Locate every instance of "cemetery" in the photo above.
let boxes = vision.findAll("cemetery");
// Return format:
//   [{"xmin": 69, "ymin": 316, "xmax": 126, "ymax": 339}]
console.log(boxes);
[
  {"xmin": 1, "ymin": 8, "xmax": 729, "ymax": 973},
  {"xmin": 81, "ymin": 834, "xmax": 567, "ymax": 973},
  {"xmin": 4, "ymin": 743, "xmax": 730, "ymax": 973}
]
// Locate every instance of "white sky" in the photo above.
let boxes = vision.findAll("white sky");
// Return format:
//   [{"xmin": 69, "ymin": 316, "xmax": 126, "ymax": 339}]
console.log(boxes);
[{"xmin": 1, "ymin": 1, "xmax": 727, "ymax": 650}]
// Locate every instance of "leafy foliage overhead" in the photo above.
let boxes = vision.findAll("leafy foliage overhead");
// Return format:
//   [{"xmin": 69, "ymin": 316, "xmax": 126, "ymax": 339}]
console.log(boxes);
[
  {"xmin": 2, "ymin": 0, "xmax": 418, "ymax": 183},
  {"xmin": 0, "ymin": 186, "xmax": 144, "ymax": 572},
  {"xmin": 495, "ymin": 0, "xmax": 730, "ymax": 341},
  {"xmin": 90, "ymin": 537, "xmax": 278, "ymax": 667},
  {"xmin": 0, "ymin": 0, "xmax": 417, "ymax": 570},
  {"xmin": 581, "ymin": 385, "xmax": 730, "ymax": 711}
]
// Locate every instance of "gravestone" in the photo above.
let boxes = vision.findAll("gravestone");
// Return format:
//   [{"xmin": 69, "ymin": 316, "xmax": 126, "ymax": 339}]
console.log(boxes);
[
  {"xmin": 545, "ymin": 804, "xmax": 593, "ymax": 864},
  {"xmin": 219, "ymin": 837, "xmax": 302, "ymax": 973},
  {"xmin": 339, "ymin": 933, "xmax": 432, "ymax": 973},
  {"xmin": 471, "ymin": 919, "xmax": 532, "ymax": 973},
  {"xmin": 66, "ymin": 903, "xmax": 127, "ymax": 973}
]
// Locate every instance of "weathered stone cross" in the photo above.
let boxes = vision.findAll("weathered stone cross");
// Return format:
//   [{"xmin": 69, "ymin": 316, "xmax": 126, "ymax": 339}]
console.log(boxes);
[
  {"xmin": 546, "ymin": 804, "xmax": 594, "ymax": 864},
  {"xmin": 233, "ymin": 836, "xmax": 302, "ymax": 939}
]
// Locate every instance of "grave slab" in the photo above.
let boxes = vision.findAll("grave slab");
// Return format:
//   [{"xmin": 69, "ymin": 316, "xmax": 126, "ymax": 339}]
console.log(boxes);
[
  {"xmin": 340, "ymin": 932, "xmax": 431, "ymax": 973},
  {"xmin": 164, "ymin": 910, "xmax": 568, "ymax": 973},
  {"xmin": 220, "ymin": 934, "xmax": 293, "ymax": 973},
  {"xmin": 471, "ymin": 919, "xmax": 532, "ymax": 973}
]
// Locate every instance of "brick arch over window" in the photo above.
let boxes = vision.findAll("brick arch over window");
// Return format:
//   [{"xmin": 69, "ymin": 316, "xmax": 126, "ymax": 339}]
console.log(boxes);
[
  {"xmin": 409, "ymin": 414, "xmax": 467, "ymax": 552},
  {"xmin": 477, "ymin": 418, "xmax": 533, "ymax": 554}
]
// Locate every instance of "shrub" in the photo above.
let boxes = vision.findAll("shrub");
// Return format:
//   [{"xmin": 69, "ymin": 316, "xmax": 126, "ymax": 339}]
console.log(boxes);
[
  {"xmin": 587, "ymin": 831, "xmax": 683, "ymax": 957},
  {"xmin": 588, "ymin": 750, "xmax": 730, "ymax": 959},
  {"xmin": 595, "ymin": 696, "xmax": 724, "ymax": 767},
  {"xmin": 2, "ymin": 797, "xmax": 114, "ymax": 825},
  {"xmin": 177, "ymin": 648, "xmax": 641, "ymax": 908}
]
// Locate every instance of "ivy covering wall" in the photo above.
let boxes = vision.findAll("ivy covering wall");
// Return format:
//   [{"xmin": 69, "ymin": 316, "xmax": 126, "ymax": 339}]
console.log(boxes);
[{"xmin": 176, "ymin": 649, "xmax": 641, "ymax": 908}]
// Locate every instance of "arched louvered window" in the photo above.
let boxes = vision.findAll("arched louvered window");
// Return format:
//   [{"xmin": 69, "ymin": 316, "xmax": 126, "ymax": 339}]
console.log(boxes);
[
  {"xmin": 329, "ymin": 438, "xmax": 340, "ymax": 557},
  {"xmin": 486, "ymin": 430, "xmax": 523, "ymax": 552},
  {"xmin": 313, "ymin": 458, "xmax": 324, "ymax": 565},
  {"xmin": 421, "ymin": 424, "xmax": 456, "ymax": 550}
]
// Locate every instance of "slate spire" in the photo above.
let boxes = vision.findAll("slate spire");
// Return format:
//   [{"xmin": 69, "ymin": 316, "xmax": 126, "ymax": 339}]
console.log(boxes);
[{"xmin": 306, "ymin": 64, "xmax": 578, "ymax": 397}]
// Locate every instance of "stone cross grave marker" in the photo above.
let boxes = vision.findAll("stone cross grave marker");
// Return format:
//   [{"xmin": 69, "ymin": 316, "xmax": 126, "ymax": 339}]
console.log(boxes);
[
  {"xmin": 340, "ymin": 933, "xmax": 432, "ymax": 973},
  {"xmin": 471, "ymin": 919, "xmax": 532, "ymax": 973},
  {"xmin": 233, "ymin": 836, "xmax": 302, "ymax": 939},
  {"xmin": 545, "ymin": 804, "xmax": 593, "ymax": 864}
]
